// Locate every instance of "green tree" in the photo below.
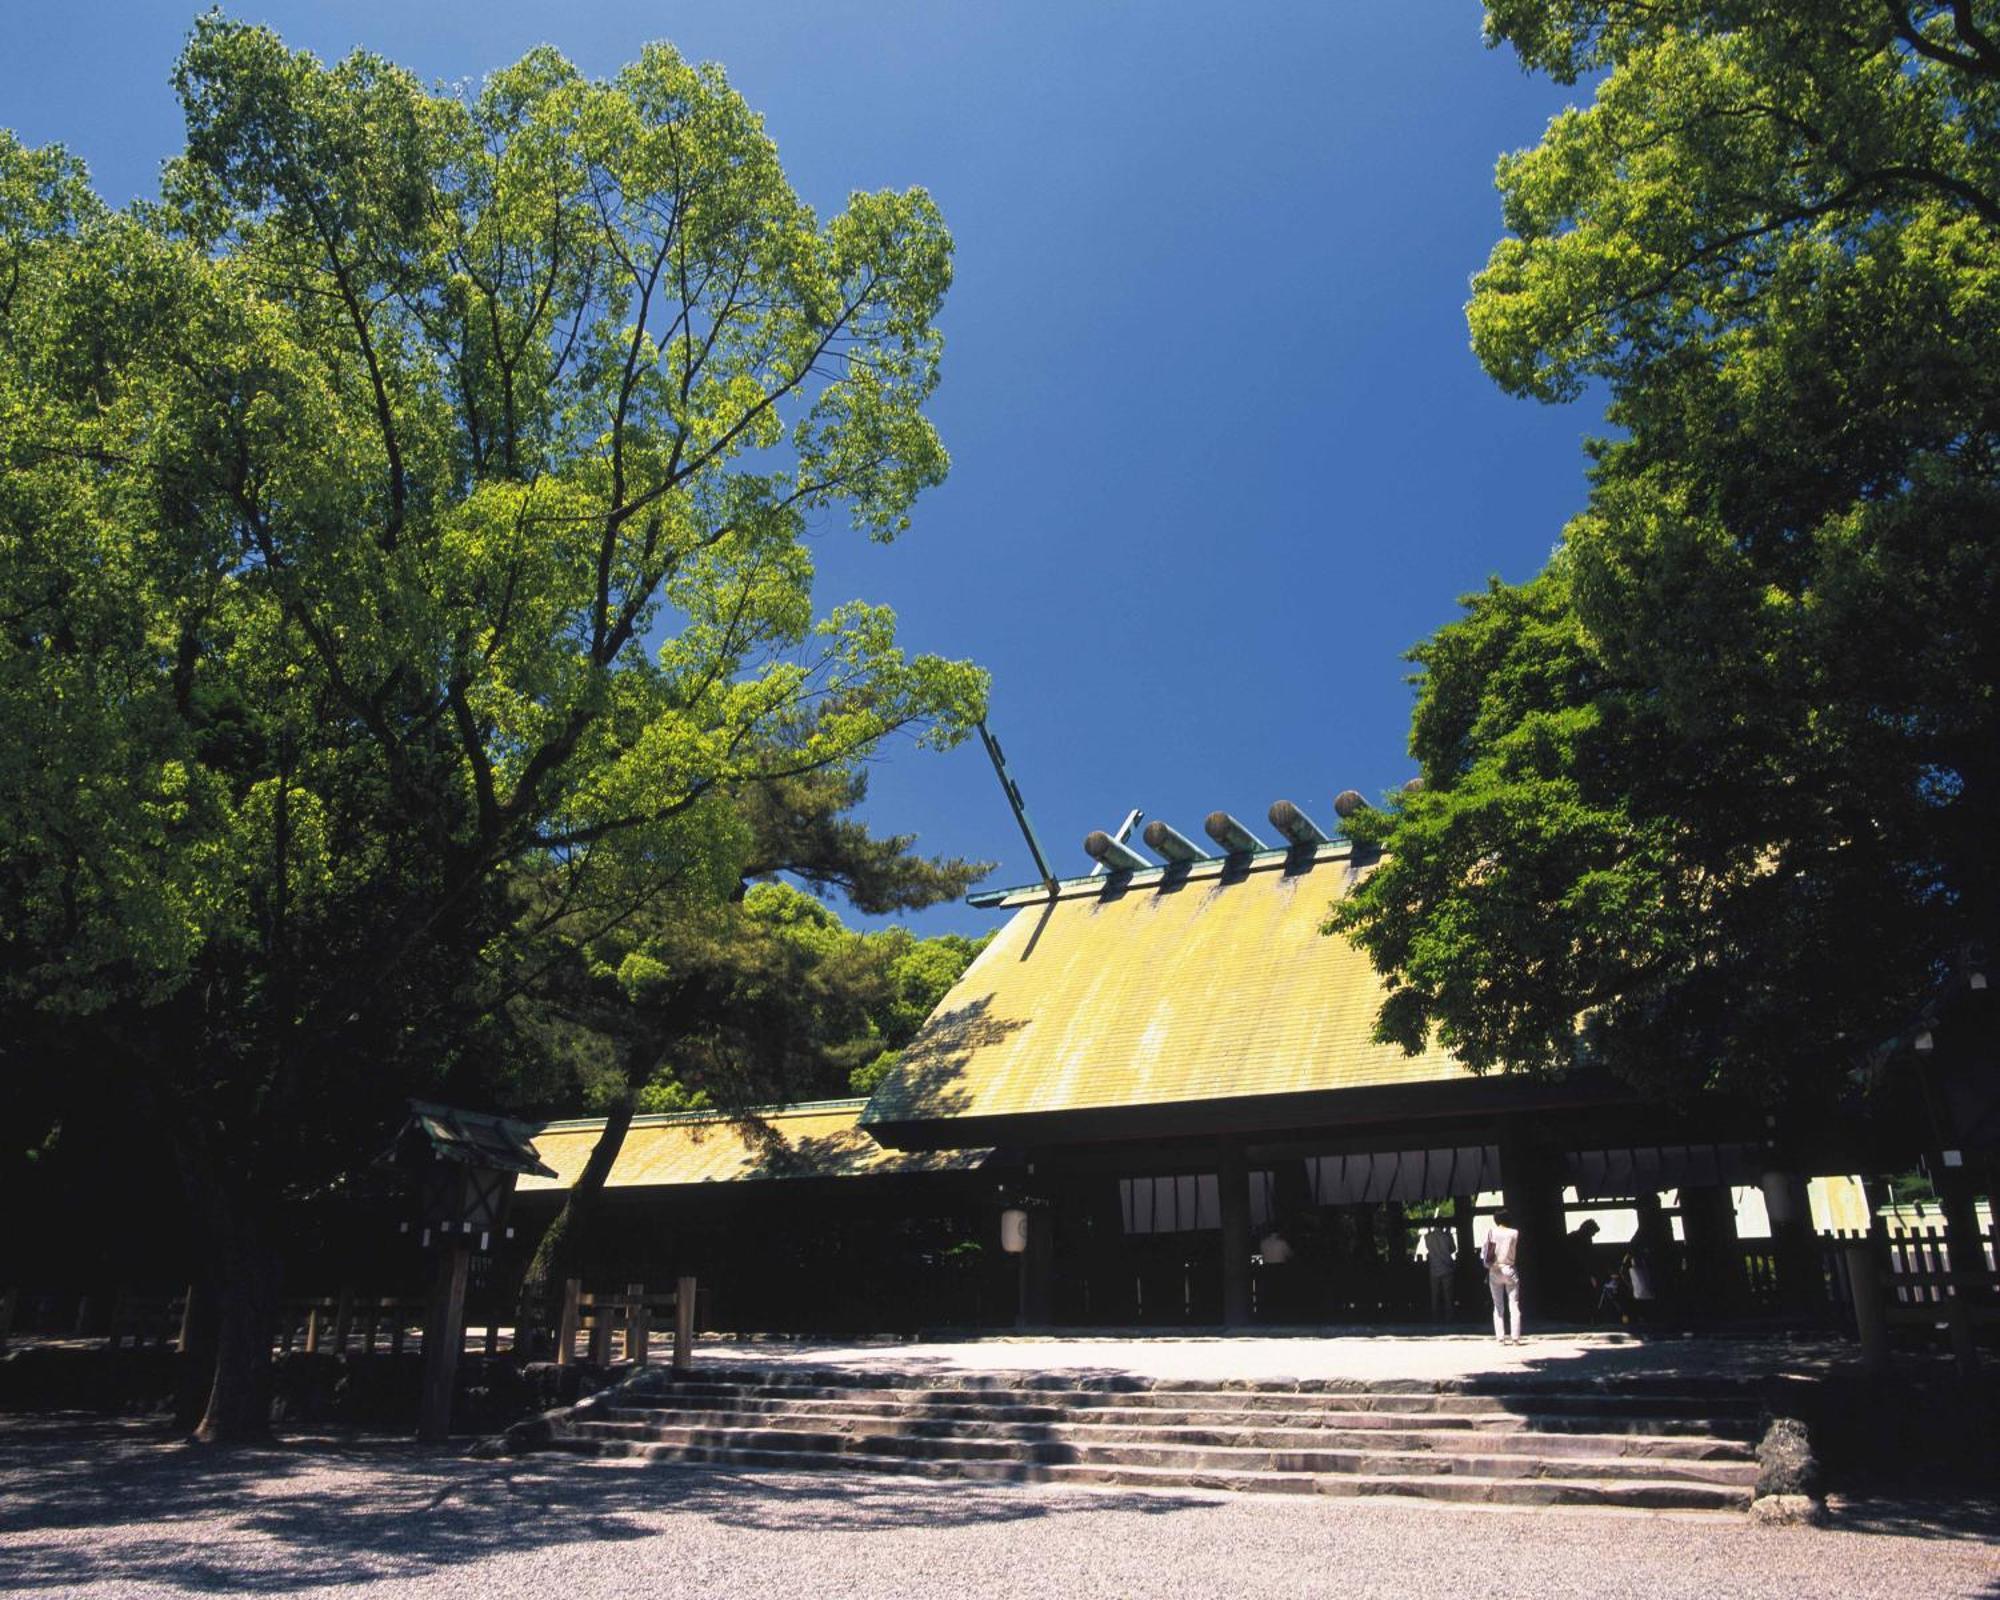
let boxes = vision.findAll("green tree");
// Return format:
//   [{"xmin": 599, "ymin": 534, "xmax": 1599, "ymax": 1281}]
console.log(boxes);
[
  {"xmin": 1334, "ymin": 3, "xmax": 1998, "ymax": 1100},
  {"xmin": 512, "ymin": 769, "xmax": 989, "ymax": 1300},
  {"xmin": 0, "ymin": 20, "xmax": 983, "ymax": 1438}
]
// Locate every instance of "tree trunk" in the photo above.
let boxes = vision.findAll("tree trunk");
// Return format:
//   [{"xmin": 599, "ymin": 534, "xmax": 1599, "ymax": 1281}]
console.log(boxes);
[
  {"xmin": 192, "ymin": 1210, "xmax": 280, "ymax": 1443},
  {"xmin": 519, "ymin": 1080, "xmax": 638, "ymax": 1325},
  {"xmin": 173, "ymin": 1278, "xmax": 221, "ymax": 1431},
  {"xmin": 169, "ymin": 1108, "xmax": 280, "ymax": 1446}
]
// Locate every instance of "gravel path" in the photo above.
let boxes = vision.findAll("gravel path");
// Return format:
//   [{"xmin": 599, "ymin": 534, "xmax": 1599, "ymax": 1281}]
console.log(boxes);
[{"xmin": 2, "ymin": 1417, "xmax": 1993, "ymax": 1600}]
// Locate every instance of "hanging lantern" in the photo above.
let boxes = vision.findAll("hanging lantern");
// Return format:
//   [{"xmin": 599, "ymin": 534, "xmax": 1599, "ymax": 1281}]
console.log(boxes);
[
  {"xmin": 387, "ymin": 1101, "xmax": 556, "ymax": 1251},
  {"xmin": 999, "ymin": 1208, "xmax": 1030, "ymax": 1254}
]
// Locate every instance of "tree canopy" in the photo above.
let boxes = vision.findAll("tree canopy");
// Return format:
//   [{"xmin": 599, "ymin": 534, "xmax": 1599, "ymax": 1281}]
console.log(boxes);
[
  {"xmin": 0, "ymin": 19, "xmax": 983, "ymax": 1435},
  {"xmin": 1334, "ymin": 1, "xmax": 1999, "ymax": 1101}
]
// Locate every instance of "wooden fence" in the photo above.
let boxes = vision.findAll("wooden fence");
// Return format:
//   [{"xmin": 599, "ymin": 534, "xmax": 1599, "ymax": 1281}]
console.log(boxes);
[
  {"xmin": 0, "ymin": 1274, "xmax": 700, "ymax": 1372},
  {"xmin": 552, "ymin": 1277, "xmax": 698, "ymax": 1371}
]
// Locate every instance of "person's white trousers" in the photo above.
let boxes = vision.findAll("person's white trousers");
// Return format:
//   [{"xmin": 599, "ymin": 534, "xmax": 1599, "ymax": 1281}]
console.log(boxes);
[{"xmin": 1488, "ymin": 1268, "xmax": 1522, "ymax": 1339}]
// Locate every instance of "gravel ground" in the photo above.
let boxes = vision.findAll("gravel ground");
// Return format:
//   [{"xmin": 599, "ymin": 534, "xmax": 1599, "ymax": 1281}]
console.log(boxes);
[{"xmin": 2, "ymin": 1416, "xmax": 1993, "ymax": 1600}]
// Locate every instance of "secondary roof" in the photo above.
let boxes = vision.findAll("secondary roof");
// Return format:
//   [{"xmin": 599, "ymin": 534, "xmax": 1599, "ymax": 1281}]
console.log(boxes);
[{"xmin": 517, "ymin": 1099, "xmax": 992, "ymax": 1194}]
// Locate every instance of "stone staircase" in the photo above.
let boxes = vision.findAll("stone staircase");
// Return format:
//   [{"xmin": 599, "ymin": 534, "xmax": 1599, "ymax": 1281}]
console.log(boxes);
[{"xmin": 555, "ymin": 1365, "xmax": 1764, "ymax": 1511}]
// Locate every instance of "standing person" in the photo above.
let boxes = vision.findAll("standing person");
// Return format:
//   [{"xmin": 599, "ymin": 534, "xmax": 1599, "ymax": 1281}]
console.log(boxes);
[
  {"xmin": 1627, "ymin": 1195, "xmax": 1672, "ymax": 1326},
  {"xmin": 1423, "ymin": 1218, "xmax": 1458, "ymax": 1322},
  {"xmin": 1484, "ymin": 1210, "xmax": 1524, "ymax": 1344},
  {"xmin": 1566, "ymin": 1218, "xmax": 1602, "ymax": 1321}
]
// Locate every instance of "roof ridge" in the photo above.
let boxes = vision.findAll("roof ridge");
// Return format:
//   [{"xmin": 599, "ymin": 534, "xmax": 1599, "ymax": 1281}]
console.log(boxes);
[
  {"xmin": 535, "ymin": 1096, "xmax": 870, "ymax": 1135},
  {"xmin": 967, "ymin": 839, "xmax": 1360, "ymax": 909}
]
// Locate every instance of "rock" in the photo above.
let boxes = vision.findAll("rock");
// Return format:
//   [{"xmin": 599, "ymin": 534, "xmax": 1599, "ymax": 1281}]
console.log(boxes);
[
  {"xmin": 1755, "ymin": 1414, "xmax": 1823, "ymax": 1500},
  {"xmin": 466, "ymin": 1405, "xmax": 577, "ymax": 1459},
  {"xmin": 1750, "ymin": 1494, "xmax": 1829, "ymax": 1528}
]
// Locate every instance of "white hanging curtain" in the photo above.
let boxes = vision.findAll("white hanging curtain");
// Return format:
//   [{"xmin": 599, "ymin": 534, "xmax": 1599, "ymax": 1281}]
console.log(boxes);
[
  {"xmin": 1305, "ymin": 1146, "xmax": 1498, "ymax": 1206},
  {"xmin": 1118, "ymin": 1170, "xmax": 1277, "ymax": 1235},
  {"xmin": 1563, "ymin": 1143, "xmax": 1762, "ymax": 1200}
]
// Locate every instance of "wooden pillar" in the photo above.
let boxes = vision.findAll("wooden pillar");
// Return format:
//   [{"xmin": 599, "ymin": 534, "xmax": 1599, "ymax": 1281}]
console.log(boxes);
[
  {"xmin": 673, "ymin": 1275, "xmax": 696, "ymax": 1372},
  {"xmin": 1019, "ymin": 1207, "xmax": 1056, "ymax": 1327},
  {"xmin": 1678, "ymin": 1184, "xmax": 1742, "ymax": 1320},
  {"xmin": 332, "ymin": 1286, "xmax": 356, "ymax": 1357},
  {"xmin": 1844, "ymin": 1240, "xmax": 1888, "ymax": 1376},
  {"xmin": 1762, "ymin": 1171, "xmax": 1819, "ymax": 1314},
  {"xmin": 587, "ymin": 1294, "xmax": 613, "ymax": 1366},
  {"xmin": 1219, "ymin": 1141, "xmax": 1251, "ymax": 1329},
  {"xmin": 1498, "ymin": 1124, "xmax": 1565, "ymax": 1325},
  {"xmin": 556, "ymin": 1277, "xmax": 581, "ymax": 1366},
  {"xmin": 1453, "ymin": 1195, "xmax": 1478, "ymax": 1309},
  {"xmin": 417, "ymin": 1242, "xmax": 471, "ymax": 1443},
  {"xmin": 625, "ymin": 1282, "xmax": 647, "ymax": 1365}
]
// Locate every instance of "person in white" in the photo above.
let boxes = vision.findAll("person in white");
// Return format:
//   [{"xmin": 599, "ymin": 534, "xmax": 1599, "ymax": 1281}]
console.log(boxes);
[
  {"xmin": 1423, "ymin": 1221, "xmax": 1457, "ymax": 1321},
  {"xmin": 1483, "ymin": 1210, "xmax": 1524, "ymax": 1343}
]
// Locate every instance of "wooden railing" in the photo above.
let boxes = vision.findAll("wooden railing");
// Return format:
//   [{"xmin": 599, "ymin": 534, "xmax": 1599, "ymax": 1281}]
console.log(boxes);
[
  {"xmin": 554, "ymin": 1276, "xmax": 697, "ymax": 1371},
  {"xmin": 275, "ymin": 1292, "xmax": 435, "ymax": 1357},
  {"xmin": 1820, "ymin": 1222, "xmax": 1997, "ymax": 1374}
]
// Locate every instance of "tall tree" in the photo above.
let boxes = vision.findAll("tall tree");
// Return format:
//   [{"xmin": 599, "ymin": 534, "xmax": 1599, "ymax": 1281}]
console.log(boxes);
[
  {"xmin": 1335, "ymin": 3, "xmax": 1998, "ymax": 1100},
  {"xmin": 0, "ymin": 21, "xmax": 983, "ymax": 1438}
]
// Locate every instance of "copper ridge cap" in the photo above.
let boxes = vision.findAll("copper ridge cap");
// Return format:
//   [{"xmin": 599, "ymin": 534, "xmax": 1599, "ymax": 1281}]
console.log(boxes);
[
  {"xmin": 967, "ymin": 838, "xmax": 1354, "ymax": 909},
  {"xmin": 532, "ymin": 1097, "xmax": 874, "ymax": 1134}
]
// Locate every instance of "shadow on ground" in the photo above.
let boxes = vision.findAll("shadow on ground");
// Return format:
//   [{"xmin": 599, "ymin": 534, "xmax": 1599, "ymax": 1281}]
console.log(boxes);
[{"xmin": 0, "ymin": 1414, "xmax": 1209, "ymax": 1594}]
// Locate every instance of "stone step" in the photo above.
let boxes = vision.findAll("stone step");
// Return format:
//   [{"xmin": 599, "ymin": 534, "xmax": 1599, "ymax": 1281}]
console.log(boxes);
[
  {"xmin": 620, "ymin": 1384, "xmax": 1752, "ymax": 1432},
  {"xmin": 600, "ymin": 1394, "xmax": 1757, "ymax": 1440},
  {"xmin": 572, "ymin": 1418, "xmax": 1757, "ymax": 1487},
  {"xmin": 602, "ymin": 1396, "xmax": 1516, "ymax": 1431},
  {"xmin": 667, "ymin": 1365, "xmax": 1766, "ymax": 1402},
  {"xmin": 563, "ymin": 1366, "xmax": 1762, "ymax": 1513},
  {"xmin": 586, "ymin": 1405, "xmax": 1753, "ymax": 1460},
  {"xmin": 636, "ymin": 1378, "xmax": 1760, "ymax": 1419},
  {"xmin": 562, "ymin": 1435, "xmax": 1752, "ymax": 1512}
]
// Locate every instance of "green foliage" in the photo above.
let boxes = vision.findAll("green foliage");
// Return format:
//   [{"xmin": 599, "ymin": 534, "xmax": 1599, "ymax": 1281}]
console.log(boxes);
[
  {"xmin": 550, "ymin": 876, "xmax": 990, "ymax": 1113},
  {"xmin": 0, "ymin": 21, "xmax": 984, "ymax": 1223},
  {"xmin": 497, "ymin": 762, "xmax": 988, "ymax": 1121},
  {"xmin": 1336, "ymin": 3, "xmax": 1999, "ymax": 1101},
  {"xmin": 1885, "ymin": 1169, "xmax": 1939, "ymax": 1206}
]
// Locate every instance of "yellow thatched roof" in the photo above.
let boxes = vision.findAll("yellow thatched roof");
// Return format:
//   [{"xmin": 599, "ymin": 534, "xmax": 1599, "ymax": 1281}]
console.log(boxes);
[
  {"xmin": 516, "ymin": 1099, "xmax": 990, "ymax": 1193},
  {"xmin": 862, "ymin": 845, "xmax": 1467, "ymax": 1140}
]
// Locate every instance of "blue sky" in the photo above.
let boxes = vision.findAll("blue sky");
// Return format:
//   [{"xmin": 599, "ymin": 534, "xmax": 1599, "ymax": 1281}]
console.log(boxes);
[{"xmin": 2, "ymin": 3, "xmax": 1598, "ymax": 937}]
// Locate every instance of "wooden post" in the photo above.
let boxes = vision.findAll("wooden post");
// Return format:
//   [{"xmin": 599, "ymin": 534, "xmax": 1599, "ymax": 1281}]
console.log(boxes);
[
  {"xmin": 1453, "ymin": 1195, "xmax": 1478, "ymax": 1313},
  {"xmin": 332, "ymin": 1287, "xmax": 355, "ymax": 1357},
  {"xmin": 417, "ymin": 1243, "xmax": 472, "ymax": 1443},
  {"xmin": 556, "ymin": 1277, "xmax": 582, "ymax": 1367},
  {"xmin": 1942, "ymin": 1225, "xmax": 1981, "ymax": 1378},
  {"xmin": 1844, "ymin": 1240, "xmax": 1888, "ymax": 1375},
  {"xmin": 1497, "ymin": 1124, "xmax": 1566, "ymax": 1324},
  {"xmin": 625, "ymin": 1282, "xmax": 647, "ymax": 1364},
  {"xmin": 175, "ymin": 1287, "xmax": 196, "ymax": 1355},
  {"xmin": 304, "ymin": 1301, "xmax": 324, "ymax": 1355},
  {"xmin": 587, "ymin": 1292, "xmax": 613, "ymax": 1366},
  {"xmin": 1218, "ymin": 1141, "xmax": 1252, "ymax": 1329},
  {"xmin": 673, "ymin": 1275, "xmax": 696, "ymax": 1372}
]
